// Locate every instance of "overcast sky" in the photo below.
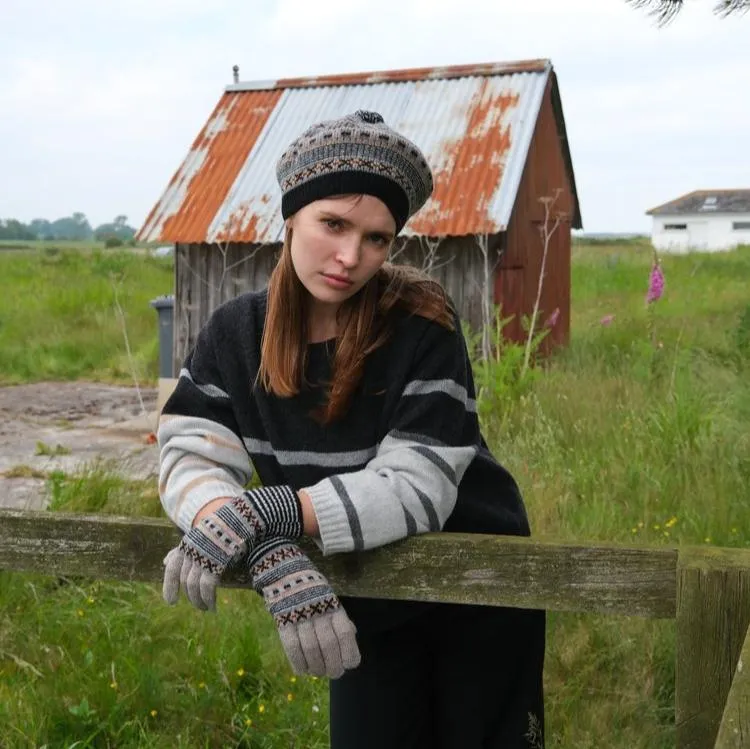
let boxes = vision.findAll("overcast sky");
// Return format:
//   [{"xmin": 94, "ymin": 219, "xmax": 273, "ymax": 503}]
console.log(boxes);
[{"xmin": 1, "ymin": 0, "xmax": 748, "ymax": 233}]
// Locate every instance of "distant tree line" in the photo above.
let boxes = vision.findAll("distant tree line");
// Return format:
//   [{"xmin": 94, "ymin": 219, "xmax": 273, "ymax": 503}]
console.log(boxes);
[{"xmin": 0, "ymin": 213, "xmax": 137, "ymax": 245}]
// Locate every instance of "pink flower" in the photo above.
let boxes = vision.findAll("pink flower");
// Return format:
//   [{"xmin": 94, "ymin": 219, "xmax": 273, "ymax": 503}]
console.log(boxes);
[
  {"xmin": 600, "ymin": 314, "xmax": 615, "ymax": 326},
  {"xmin": 544, "ymin": 307, "xmax": 560, "ymax": 328},
  {"xmin": 646, "ymin": 261, "xmax": 664, "ymax": 304}
]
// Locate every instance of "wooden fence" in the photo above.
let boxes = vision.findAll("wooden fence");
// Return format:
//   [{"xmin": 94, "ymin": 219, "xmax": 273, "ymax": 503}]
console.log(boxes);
[{"xmin": 1, "ymin": 507, "xmax": 748, "ymax": 749}]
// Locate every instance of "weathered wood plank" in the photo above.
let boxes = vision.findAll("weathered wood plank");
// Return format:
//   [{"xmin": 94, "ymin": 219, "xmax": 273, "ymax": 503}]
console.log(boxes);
[
  {"xmin": 0, "ymin": 509, "xmax": 680, "ymax": 617},
  {"xmin": 676, "ymin": 548, "xmax": 750, "ymax": 749},
  {"xmin": 715, "ymin": 622, "xmax": 750, "ymax": 748}
]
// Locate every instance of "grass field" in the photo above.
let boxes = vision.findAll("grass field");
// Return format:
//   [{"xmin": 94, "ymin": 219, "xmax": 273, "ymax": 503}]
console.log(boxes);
[
  {"xmin": 0, "ymin": 247, "xmax": 172, "ymax": 385},
  {"xmin": 1, "ymin": 241, "xmax": 749, "ymax": 747}
]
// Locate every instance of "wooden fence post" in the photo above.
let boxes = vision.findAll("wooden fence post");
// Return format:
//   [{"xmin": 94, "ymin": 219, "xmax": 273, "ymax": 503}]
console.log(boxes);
[
  {"xmin": 714, "ymin": 622, "xmax": 750, "ymax": 748},
  {"xmin": 676, "ymin": 548, "xmax": 750, "ymax": 749}
]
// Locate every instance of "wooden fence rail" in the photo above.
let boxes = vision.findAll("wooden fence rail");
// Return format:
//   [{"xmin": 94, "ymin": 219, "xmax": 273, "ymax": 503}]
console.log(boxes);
[{"xmin": 1, "ymin": 508, "xmax": 749, "ymax": 749}]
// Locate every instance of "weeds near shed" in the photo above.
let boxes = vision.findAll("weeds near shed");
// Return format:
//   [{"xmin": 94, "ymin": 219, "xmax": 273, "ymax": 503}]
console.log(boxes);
[{"xmin": 522, "ymin": 188, "xmax": 567, "ymax": 377}]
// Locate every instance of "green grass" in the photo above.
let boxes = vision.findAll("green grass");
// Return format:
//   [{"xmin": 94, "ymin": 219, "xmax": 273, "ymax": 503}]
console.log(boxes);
[
  {"xmin": 1, "ymin": 242, "xmax": 750, "ymax": 747},
  {"xmin": 0, "ymin": 248, "xmax": 172, "ymax": 385}
]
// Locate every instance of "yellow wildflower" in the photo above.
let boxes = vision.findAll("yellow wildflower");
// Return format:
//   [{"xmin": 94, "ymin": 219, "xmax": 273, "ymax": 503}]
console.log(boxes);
[
  {"xmin": 287, "ymin": 693, "xmax": 294, "ymax": 702},
  {"xmin": 258, "ymin": 704, "xmax": 265, "ymax": 714},
  {"xmin": 236, "ymin": 668, "xmax": 245, "ymax": 677},
  {"xmin": 290, "ymin": 676, "xmax": 297, "ymax": 684},
  {"xmin": 245, "ymin": 718, "xmax": 252, "ymax": 727},
  {"xmin": 198, "ymin": 681, "xmax": 206, "ymax": 689},
  {"xmin": 704, "ymin": 537, "xmax": 712, "ymax": 544},
  {"xmin": 665, "ymin": 516, "xmax": 677, "ymax": 529},
  {"xmin": 150, "ymin": 709, "xmax": 158, "ymax": 718},
  {"xmin": 87, "ymin": 597, "xmax": 95, "ymax": 604},
  {"xmin": 109, "ymin": 681, "xmax": 118, "ymax": 690},
  {"xmin": 77, "ymin": 610, "xmax": 84, "ymax": 617},
  {"xmin": 653, "ymin": 524, "xmax": 660, "ymax": 531}
]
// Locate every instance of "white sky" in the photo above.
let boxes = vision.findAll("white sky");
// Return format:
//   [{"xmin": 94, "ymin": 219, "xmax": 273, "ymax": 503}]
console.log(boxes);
[{"xmin": 1, "ymin": 0, "xmax": 748, "ymax": 233}]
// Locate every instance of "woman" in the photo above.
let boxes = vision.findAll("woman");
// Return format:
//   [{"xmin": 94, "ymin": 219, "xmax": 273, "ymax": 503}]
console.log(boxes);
[{"xmin": 158, "ymin": 110, "xmax": 545, "ymax": 748}]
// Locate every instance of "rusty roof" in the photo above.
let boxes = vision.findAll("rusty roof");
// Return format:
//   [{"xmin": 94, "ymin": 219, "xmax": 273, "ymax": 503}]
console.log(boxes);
[
  {"xmin": 646, "ymin": 189, "xmax": 750, "ymax": 216},
  {"xmin": 138, "ymin": 58, "xmax": 580, "ymax": 243}
]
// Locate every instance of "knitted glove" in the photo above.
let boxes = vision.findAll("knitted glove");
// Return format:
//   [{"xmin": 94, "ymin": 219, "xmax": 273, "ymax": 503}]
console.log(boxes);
[
  {"xmin": 248, "ymin": 538, "xmax": 361, "ymax": 679},
  {"xmin": 162, "ymin": 485, "xmax": 302, "ymax": 611}
]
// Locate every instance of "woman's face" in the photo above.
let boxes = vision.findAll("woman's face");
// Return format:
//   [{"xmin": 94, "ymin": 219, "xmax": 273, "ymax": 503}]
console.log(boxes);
[{"xmin": 288, "ymin": 194, "xmax": 396, "ymax": 320}]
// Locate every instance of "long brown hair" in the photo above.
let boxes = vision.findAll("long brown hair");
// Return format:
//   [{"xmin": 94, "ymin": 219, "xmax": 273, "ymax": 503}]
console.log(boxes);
[{"xmin": 258, "ymin": 228, "xmax": 455, "ymax": 423}]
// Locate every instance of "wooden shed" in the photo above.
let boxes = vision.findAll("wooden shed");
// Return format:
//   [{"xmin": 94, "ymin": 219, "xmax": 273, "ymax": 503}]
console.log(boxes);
[{"xmin": 137, "ymin": 58, "xmax": 581, "ymax": 374}]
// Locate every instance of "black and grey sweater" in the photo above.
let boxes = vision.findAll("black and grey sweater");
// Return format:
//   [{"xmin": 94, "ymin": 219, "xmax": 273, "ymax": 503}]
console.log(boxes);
[{"xmin": 158, "ymin": 289, "xmax": 530, "ymax": 629}]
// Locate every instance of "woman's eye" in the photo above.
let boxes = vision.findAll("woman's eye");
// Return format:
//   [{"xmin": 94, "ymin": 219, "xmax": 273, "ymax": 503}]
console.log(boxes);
[
  {"xmin": 369, "ymin": 234, "xmax": 388, "ymax": 247},
  {"xmin": 324, "ymin": 219, "xmax": 343, "ymax": 231}
]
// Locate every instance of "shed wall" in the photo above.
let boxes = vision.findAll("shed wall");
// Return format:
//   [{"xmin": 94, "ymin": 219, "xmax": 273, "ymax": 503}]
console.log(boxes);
[
  {"xmin": 173, "ymin": 237, "xmax": 496, "ymax": 373},
  {"xmin": 501, "ymin": 77, "xmax": 573, "ymax": 352}
]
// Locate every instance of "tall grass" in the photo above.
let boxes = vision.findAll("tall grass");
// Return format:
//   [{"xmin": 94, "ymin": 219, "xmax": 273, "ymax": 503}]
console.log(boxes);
[
  {"xmin": 1, "ymin": 242, "xmax": 749, "ymax": 747},
  {"xmin": 0, "ymin": 248, "xmax": 172, "ymax": 385}
]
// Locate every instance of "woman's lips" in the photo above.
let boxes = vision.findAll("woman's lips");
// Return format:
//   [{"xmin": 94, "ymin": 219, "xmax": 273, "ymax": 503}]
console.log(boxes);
[{"xmin": 322, "ymin": 273, "xmax": 354, "ymax": 289}]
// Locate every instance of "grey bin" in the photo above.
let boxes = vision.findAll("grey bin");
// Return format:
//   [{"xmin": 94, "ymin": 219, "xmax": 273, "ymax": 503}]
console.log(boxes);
[{"xmin": 150, "ymin": 295, "xmax": 174, "ymax": 378}]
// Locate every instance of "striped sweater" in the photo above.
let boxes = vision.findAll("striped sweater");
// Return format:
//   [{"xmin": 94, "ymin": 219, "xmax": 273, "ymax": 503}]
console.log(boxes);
[{"xmin": 158, "ymin": 290, "xmax": 530, "ymax": 628}]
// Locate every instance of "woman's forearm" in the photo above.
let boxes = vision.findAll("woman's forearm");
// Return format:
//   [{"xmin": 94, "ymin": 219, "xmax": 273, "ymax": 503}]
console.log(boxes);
[{"xmin": 192, "ymin": 491, "xmax": 320, "ymax": 538}]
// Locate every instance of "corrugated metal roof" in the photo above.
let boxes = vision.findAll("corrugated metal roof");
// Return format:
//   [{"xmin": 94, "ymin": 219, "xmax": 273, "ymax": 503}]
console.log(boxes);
[
  {"xmin": 646, "ymin": 189, "xmax": 750, "ymax": 216},
  {"xmin": 138, "ymin": 59, "xmax": 572, "ymax": 243}
]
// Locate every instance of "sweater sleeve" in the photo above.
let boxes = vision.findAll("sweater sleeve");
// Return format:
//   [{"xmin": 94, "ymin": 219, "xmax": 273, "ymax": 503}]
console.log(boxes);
[
  {"xmin": 303, "ymin": 315, "xmax": 479, "ymax": 555},
  {"xmin": 157, "ymin": 316, "xmax": 252, "ymax": 532}
]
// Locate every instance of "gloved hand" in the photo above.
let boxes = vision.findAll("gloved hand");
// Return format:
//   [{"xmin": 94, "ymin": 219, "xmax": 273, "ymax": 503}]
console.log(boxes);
[
  {"xmin": 248, "ymin": 538, "xmax": 361, "ymax": 679},
  {"xmin": 163, "ymin": 485, "xmax": 303, "ymax": 611}
]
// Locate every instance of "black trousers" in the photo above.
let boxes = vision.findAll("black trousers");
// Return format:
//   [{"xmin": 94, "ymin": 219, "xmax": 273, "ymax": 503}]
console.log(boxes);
[{"xmin": 329, "ymin": 603, "xmax": 546, "ymax": 749}]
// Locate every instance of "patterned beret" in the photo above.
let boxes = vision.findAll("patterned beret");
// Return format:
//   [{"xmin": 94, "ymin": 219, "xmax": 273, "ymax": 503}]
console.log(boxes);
[{"xmin": 276, "ymin": 110, "xmax": 434, "ymax": 233}]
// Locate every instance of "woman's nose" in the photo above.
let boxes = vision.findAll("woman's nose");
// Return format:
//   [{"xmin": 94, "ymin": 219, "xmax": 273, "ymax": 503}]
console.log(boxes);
[{"xmin": 335, "ymin": 238, "xmax": 360, "ymax": 268}]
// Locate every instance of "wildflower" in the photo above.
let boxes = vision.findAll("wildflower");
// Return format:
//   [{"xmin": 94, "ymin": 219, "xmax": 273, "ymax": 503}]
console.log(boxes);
[
  {"xmin": 665, "ymin": 516, "xmax": 678, "ymax": 529},
  {"xmin": 704, "ymin": 537, "xmax": 712, "ymax": 544},
  {"xmin": 258, "ymin": 704, "xmax": 265, "ymax": 714},
  {"xmin": 646, "ymin": 259, "xmax": 665, "ymax": 304},
  {"xmin": 289, "ymin": 676, "xmax": 297, "ymax": 684},
  {"xmin": 653, "ymin": 524, "xmax": 660, "ymax": 531},
  {"xmin": 600, "ymin": 314, "xmax": 615, "ymax": 326},
  {"xmin": 77, "ymin": 610, "xmax": 85, "ymax": 617},
  {"xmin": 236, "ymin": 668, "xmax": 245, "ymax": 677},
  {"xmin": 544, "ymin": 308, "xmax": 560, "ymax": 328},
  {"xmin": 245, "ymin": 718, "xmax": 252, "ymax": 727},
  {"xmin": 109, "ymin": 682, "xmax": 118, "ymax": 690},
  {"xmin": 87, "ymin": 597, "xmax": 95, "ymax": 605},
  {"xmin": 287, "ymin": 693, "xmax": 294, "ymax": 702},
  {"xmin": 150, "ymin": 709, "xmax": 158, "ymax": 718},
  {"xmin": 663, "ymin": 531, "xmax": 670, "ymax": 538},
  {"xmin": 312, "ymin": 705, "xmax": 320, "ymax": 713},
  {"xmin": 198, "ymin": 681, "xmax": 206, "ymax": 689},
  {"xmin": 631, "ymin": 527, "xmax": 637, "ymax": 534},
  {"xmin": 638, "ymin": 522, "xmax": 644, "ymax": 529}
]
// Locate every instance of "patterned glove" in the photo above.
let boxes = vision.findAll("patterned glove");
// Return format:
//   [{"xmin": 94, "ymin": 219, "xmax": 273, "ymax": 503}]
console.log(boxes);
[
  {"xmin": 162, "ymin": 485, "xmax": 303, "ymax": 611},
  {"xmin": 248, "ymin": 538, "xmax": 361, "ymax": 679}
]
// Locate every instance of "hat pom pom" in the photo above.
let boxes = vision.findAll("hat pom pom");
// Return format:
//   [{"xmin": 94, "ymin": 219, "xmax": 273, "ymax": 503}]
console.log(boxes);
[{"xmin": 355, "ymin": 110, "xmax": 384, "ymax": 124}]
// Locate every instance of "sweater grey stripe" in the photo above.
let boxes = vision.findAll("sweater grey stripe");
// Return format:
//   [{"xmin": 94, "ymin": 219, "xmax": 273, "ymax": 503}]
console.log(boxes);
[
  {"xmin": 243, "ymin": 437, "xmax": 377, "ymax": 467},
  {"xmin": 179, "ymin": 368, "xmax": 230, "ymax": 400},
  {"xmin": 402, "ymin": 378, "xmax": 477, "ymax": 413}
]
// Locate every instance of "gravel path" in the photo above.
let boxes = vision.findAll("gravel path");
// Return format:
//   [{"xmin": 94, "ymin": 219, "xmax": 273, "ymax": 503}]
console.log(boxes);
[{"xmin": 0, "ymin": 382, "xmax": 160, "ymax": 511}]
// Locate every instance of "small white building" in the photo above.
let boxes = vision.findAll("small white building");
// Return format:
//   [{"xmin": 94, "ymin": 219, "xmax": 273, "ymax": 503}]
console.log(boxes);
[{"xmin": 646, "ymin": 189, "xmax": 750, "ymax": 252}]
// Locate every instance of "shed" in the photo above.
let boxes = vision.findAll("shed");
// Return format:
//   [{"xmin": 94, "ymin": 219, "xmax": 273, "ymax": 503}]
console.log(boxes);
[
  {"xmin": 646, "ymin": 189, "xmax": 750, "ymax": 252},
  {"xmin": 137, "ymin": 58, "xmax": 581, "ymax": 374}
]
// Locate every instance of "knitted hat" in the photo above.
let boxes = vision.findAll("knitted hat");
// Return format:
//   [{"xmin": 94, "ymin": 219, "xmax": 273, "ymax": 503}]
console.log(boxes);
[{"xmin": 276, "ymin": 110, "xmax": 433, "ymax": 233}]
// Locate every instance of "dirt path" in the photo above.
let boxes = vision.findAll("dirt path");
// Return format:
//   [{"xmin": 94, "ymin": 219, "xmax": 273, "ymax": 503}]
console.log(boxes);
[{"xmin": 0, "ymin": 382, "xmax": 160, "ymax": 511}]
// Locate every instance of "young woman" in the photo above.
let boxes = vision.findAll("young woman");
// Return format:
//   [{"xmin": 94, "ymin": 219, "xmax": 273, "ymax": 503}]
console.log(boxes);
[{"xmin": 158, "ymin": 110, "xmax": 546, "ymax": 748}]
